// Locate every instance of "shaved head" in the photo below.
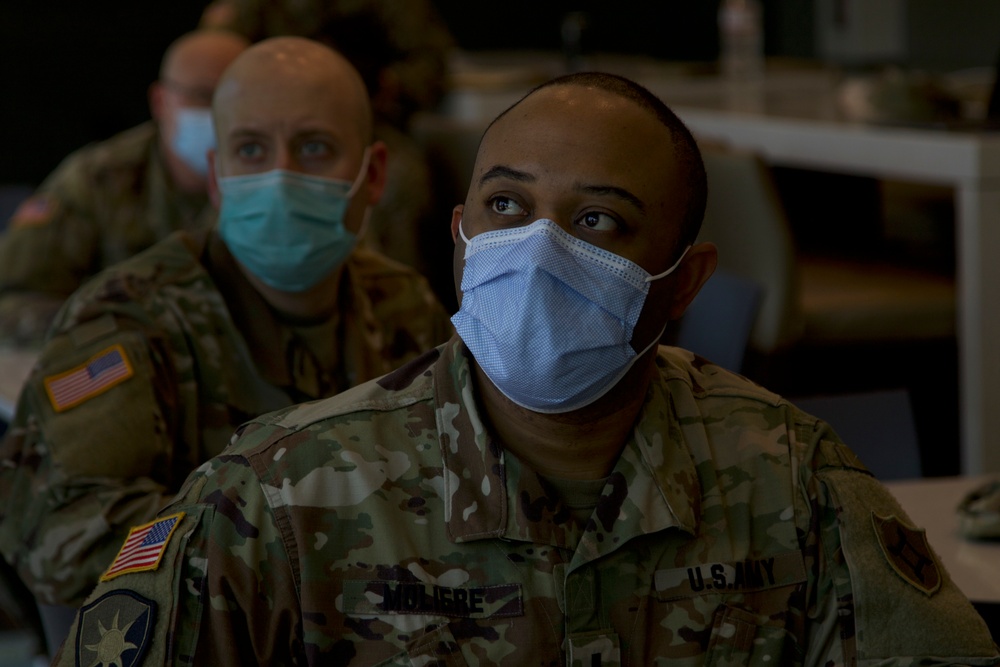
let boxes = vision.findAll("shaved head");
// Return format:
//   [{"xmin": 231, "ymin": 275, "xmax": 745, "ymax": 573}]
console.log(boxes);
[
  {"xmin": 213, "ymin": 36, "xmax": 373, "ymax": 143},
  {"xmin": 159, "ymin": 29, "xmax": 249, "ymax": 94},
  {"xmin": 151, "ymin": 29, "xmax": 248, "ymax": 189}
]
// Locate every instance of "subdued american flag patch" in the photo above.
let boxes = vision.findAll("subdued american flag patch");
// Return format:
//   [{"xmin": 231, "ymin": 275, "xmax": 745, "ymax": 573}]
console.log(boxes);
[
  {"xmin": 10, "ymin": 195, "xmax": 54, "ymax": 227},
  {"xmin": 101, "ymin": 512, "xmax": 185, "ymax": 581},
  {"xmin": 44, "ymin": 344, "xmax": 134, "ymax": 412}
]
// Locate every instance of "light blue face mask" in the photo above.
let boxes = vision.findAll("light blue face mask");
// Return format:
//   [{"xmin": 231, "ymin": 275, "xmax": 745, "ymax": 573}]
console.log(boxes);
[
  {"xmin": 170, "ymin": 107, "xmax": 215, "ymax": 176},
  {"xmin": 217, "ymin": 148, "xmax": 370, "ymax": 292},
  {"xmin": 451, "ymin": 218, "xmax": 687, "ymax": 413}
]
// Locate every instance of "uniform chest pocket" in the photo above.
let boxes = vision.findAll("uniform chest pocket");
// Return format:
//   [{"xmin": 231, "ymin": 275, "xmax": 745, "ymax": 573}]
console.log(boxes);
[
  {"xmin": 373, "ymin": 623, "xmax": 469, "ymax": 667},
  {"xmin": 703, "ymin": 604, "xmax": 799, "ymax": 667},
  {"xmin": 343, "ymin": 580, "xmax": 524, "ymax": 666},
  {"xmin": 649, "ymin": 552, "xmax": 807, "ymax": 663}
]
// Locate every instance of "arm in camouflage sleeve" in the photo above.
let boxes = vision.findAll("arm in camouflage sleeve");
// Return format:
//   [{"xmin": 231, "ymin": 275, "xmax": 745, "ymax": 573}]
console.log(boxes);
[
  {"xmin": 798, "ymin": 423, "xmax": 1000, "ymax": 665},
  {"xmin": 0, "ymin": 152, "xmax": 105, "ymax": 345},
  {"xmin": 0, "ymin": 321, "xmax": 179, "ymax": 608},
  {"xmin": 51, "ymin": 425, "xmax": 302, "ymax": 667}
]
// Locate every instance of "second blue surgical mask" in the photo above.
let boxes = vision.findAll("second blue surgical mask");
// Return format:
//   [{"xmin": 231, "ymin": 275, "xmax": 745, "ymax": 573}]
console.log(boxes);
[
  {"xmin": 217, "ymin": 148, "xmax": 370, "ymax": 292},
  {"xmin": 171, "ymin": 107, "xmax": 215, "ymax": 176}
]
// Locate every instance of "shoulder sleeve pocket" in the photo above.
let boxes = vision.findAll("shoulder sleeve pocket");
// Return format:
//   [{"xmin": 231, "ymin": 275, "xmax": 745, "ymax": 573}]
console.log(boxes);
[
  {"xmin": 34, "ymin": 329, "xmax": 169, "ymax": 479},
  {"xmin": 820, "ymin": 469, "xmax": 999, "ymax": 661},
  {"xmin": 66, "ymin": 505, "xmax": 213, "ymax": 667}
]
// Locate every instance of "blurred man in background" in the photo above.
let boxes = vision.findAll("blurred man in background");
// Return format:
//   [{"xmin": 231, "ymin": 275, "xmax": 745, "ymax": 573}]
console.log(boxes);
[{"xmin": 0, "ymin": 29, "xmax": 249, "ymax": 345}]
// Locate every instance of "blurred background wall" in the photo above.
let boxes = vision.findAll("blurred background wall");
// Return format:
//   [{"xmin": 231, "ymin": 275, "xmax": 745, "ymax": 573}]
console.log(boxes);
[{"xmin": 4, "ymin": 0, "xmax": 1000, "ymax": 188}]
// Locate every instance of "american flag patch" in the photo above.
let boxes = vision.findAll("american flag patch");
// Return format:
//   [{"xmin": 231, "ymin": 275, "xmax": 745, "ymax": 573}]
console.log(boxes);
[
  {"xmin": 101, "ymin": 512, "xmax": 185, "ymax": 581},
  {"xmin": 44, "ymin": 344, "xmax": 134, "ymax": 412},
  {"xmin": 10, "ymin": 195, "xmax": 53, "ymax": 227}
]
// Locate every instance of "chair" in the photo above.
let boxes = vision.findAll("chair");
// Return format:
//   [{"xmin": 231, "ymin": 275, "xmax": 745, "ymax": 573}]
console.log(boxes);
[
  {"xmin": 697, "ymin": 142, "xmax": 802, "ymax": 355},
  {"xmin": 672, "ymin": 268, "xmax": 763, "ymax": 374},
  {"xmin": 697, "ymin": 142, "xmax": 956, "ymax": 353},
  {"xmin": 793, "ymin": 388, "xmax": 922, "ymax": 481}
]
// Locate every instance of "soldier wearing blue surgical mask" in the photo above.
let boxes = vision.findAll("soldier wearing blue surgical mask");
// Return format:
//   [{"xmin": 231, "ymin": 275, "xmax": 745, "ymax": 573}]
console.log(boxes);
[
  {"xmin": 0, "ymin": 29, "xmax": 250, "ymax": 346},
  {"xmin": 51, "ymin": 72, "xmax": 999, "ymax": 664}
]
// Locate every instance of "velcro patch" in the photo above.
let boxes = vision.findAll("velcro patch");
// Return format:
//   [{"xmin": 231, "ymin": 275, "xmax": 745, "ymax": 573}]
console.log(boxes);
[
  {"xmin": 75, "ymin": 590, "xmax": 156, "ymax": 667},
  {"xmin": 343, "ymin": 580, "xmax": 523, "ymax": 619},
  {"xmin": 44, "ymin": 343, "xmax": 134, "ymax": 412},
  {"xmin": 654, "ymin": 551, "xmax": 806, "ymax": 600},
  {"xmin": 101, "ymin": 512, "xmax": 185, "ymax": 581},
  {"xmin": 871, "ymin": 511, "xmax": 941, "ymax": 596},
  {"xmin": 10, "ymin": 194, "xmax": 54, "ymax": 227}
]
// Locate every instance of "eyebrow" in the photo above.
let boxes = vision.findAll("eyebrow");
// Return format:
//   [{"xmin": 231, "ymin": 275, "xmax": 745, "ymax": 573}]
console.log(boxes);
[
  {"xmin": 479, "ymin": 165, "xmax": 534, "ymax": 186},
  {"xmin": 578, "ymin": 184, "xmax": 646, "ymax": 213},
  {"xmin": 479, "ymin": 164, "xmax": 647, "ymax": 214}
]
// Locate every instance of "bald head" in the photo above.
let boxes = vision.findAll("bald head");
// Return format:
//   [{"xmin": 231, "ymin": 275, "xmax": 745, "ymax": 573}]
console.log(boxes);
[
  {"xmin": 484, "ymin": 72, "xmax": 707, "ymax": 251},
  {"xmin": 206, "ymin": 36, "xmax": 390, "ymax": 317},
  {"xmin": 151, "ymin": 29, "xmax": 248, "ymax": 189},
  {"xmin": 159, "ymin": 29, "xmax": 249, "ymax": 103},
  {"xmin": 213, "ymin": 37, "xmax": 373, "ymax": 143}
]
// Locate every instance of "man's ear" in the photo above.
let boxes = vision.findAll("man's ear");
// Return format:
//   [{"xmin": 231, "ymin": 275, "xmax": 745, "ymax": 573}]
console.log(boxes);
[
  {"xmin": 363, "ymin": 140, "xmax": 389, "ymax": 206},
  {"xmin": 450, "ymin": 205, "xmax": 464, "ymax": 242},
  {"xmin": 149, "ymin": 82, "xmax": 164, "ymax": 122},
  {"xmin": 207, "ymin": 150, "xmax": 221, "ymax": 209},
  {"xmin": 664, "ymin": 242, "xmax": 719, "ymax": 320}
]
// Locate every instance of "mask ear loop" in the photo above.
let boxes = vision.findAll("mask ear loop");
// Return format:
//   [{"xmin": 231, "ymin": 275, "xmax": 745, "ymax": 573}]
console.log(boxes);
[
  {"xmin": 354, "ymin": 207, "xmax": 373, "ymax": 241},
  {"xmin": 344, "ymin": 147, "xmax": 374, "ymax": 242},
  {"xmin": 345, "ymin": 146, "xmax": 373, "ymax": 198},
  {"xmin": 645, "ymin": 245, "xmax": 691, "ymax": 283},
  {"xmin": 635, "ymin": 244, "xmax": 692, "ymax": 378}
]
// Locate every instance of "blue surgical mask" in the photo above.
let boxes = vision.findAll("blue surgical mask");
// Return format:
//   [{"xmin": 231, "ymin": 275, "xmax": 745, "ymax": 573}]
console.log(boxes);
[
  {"xmin": 170, "ymin": 107, "xmax": 215, "ymax": 176},
  {"xmin": 451, "ymin": 218, "xmax": 687, "ymax": 413},
  {"xmin": 217, "ymin": 149, "xmax": 370, "ymax": 292}
]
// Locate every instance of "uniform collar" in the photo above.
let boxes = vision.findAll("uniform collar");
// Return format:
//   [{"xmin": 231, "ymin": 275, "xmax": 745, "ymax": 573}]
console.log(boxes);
[
  {"xmin": 204, "ymin": 229, "xmax": 294, "ymax": 386},
  {"xmin": 205, "ymin": 234, "xmax": 396, "ymax": 401},
  {"xmin": 434, "ymin": 341, "xmax": 701, "ymax": 555}
]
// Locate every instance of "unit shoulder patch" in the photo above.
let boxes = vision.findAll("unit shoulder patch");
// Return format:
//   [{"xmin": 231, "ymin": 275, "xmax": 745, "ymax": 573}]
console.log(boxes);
[
  {"xmin": 101, "ymin": 512, "xmax": 185, "ymax": 581},
  {"xmin": 75, "ymin": 590, "xmax": 156, "ymax": 667},
  {"xmin": 871, "ymin": 511, "xmax": 941, "ymax": 596},
  {"xmin": 44, "ymin": 343, "xmax": 134, "ymax": 412}
]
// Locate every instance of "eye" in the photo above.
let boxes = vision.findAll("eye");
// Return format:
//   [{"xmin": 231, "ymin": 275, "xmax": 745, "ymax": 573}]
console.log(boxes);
[
  {"xmin": 300, "ymin": 140, "xmax": 331, "ymax": 158},
  {"xmin": 236, "ymin": 142, "xmax": 264, "ymax": 161},
  {"xmin": 577, "ymin": 211, "xmax": 618, "ymax": 232},
  {"xmin": 489, "ymin": 196, "xmax": 526, "ymax": 216}
]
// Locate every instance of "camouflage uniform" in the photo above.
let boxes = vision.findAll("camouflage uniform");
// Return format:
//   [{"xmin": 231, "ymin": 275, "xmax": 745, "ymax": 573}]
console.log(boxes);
[
  {"xmin": 54, "ymin": 340, "xmax": 1000, "ymax": 665},
  {"xmin": 0, "ymin": 121, "xmax": 216, "ymax": 346},
  {"xmin": 0, "ymin": 229, "xmax": 452, "ymax": 609}
]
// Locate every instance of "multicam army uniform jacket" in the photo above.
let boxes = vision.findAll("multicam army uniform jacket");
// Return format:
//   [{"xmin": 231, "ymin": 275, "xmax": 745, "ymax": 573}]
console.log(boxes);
[
  {"xmin": 54, "ymin": 339, "xmax": 1000, "ymax": 665},
  {"xmin": 0, "ymin": 121, "xmax": 216, "ymax": 345},
  {"xmin": 0, "ymin": 229, "xmax": 452, "ymax": 608}
]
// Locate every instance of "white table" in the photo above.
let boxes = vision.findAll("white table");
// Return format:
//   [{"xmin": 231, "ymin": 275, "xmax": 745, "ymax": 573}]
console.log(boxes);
[
  {"xmin": 885, "ymin": 475, "xmax": 1000, "ymax": 604},
  {"xmin": 441, "ymin": 60, "xmax": 1000, "ymax": 474},
  {"xmin": 670, "ymin": 103, "xmax": 1000, "ymax": 476}
]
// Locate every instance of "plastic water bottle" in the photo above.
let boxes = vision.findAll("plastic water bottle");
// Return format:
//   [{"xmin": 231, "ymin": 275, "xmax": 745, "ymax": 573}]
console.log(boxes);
[
  {"xmin": 718, "ymin": 0, "xmax": 765, "ymax": 83},
  {"xmin": 719, "ymin": 0, "xmax": 765, "ymax": 110}
]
